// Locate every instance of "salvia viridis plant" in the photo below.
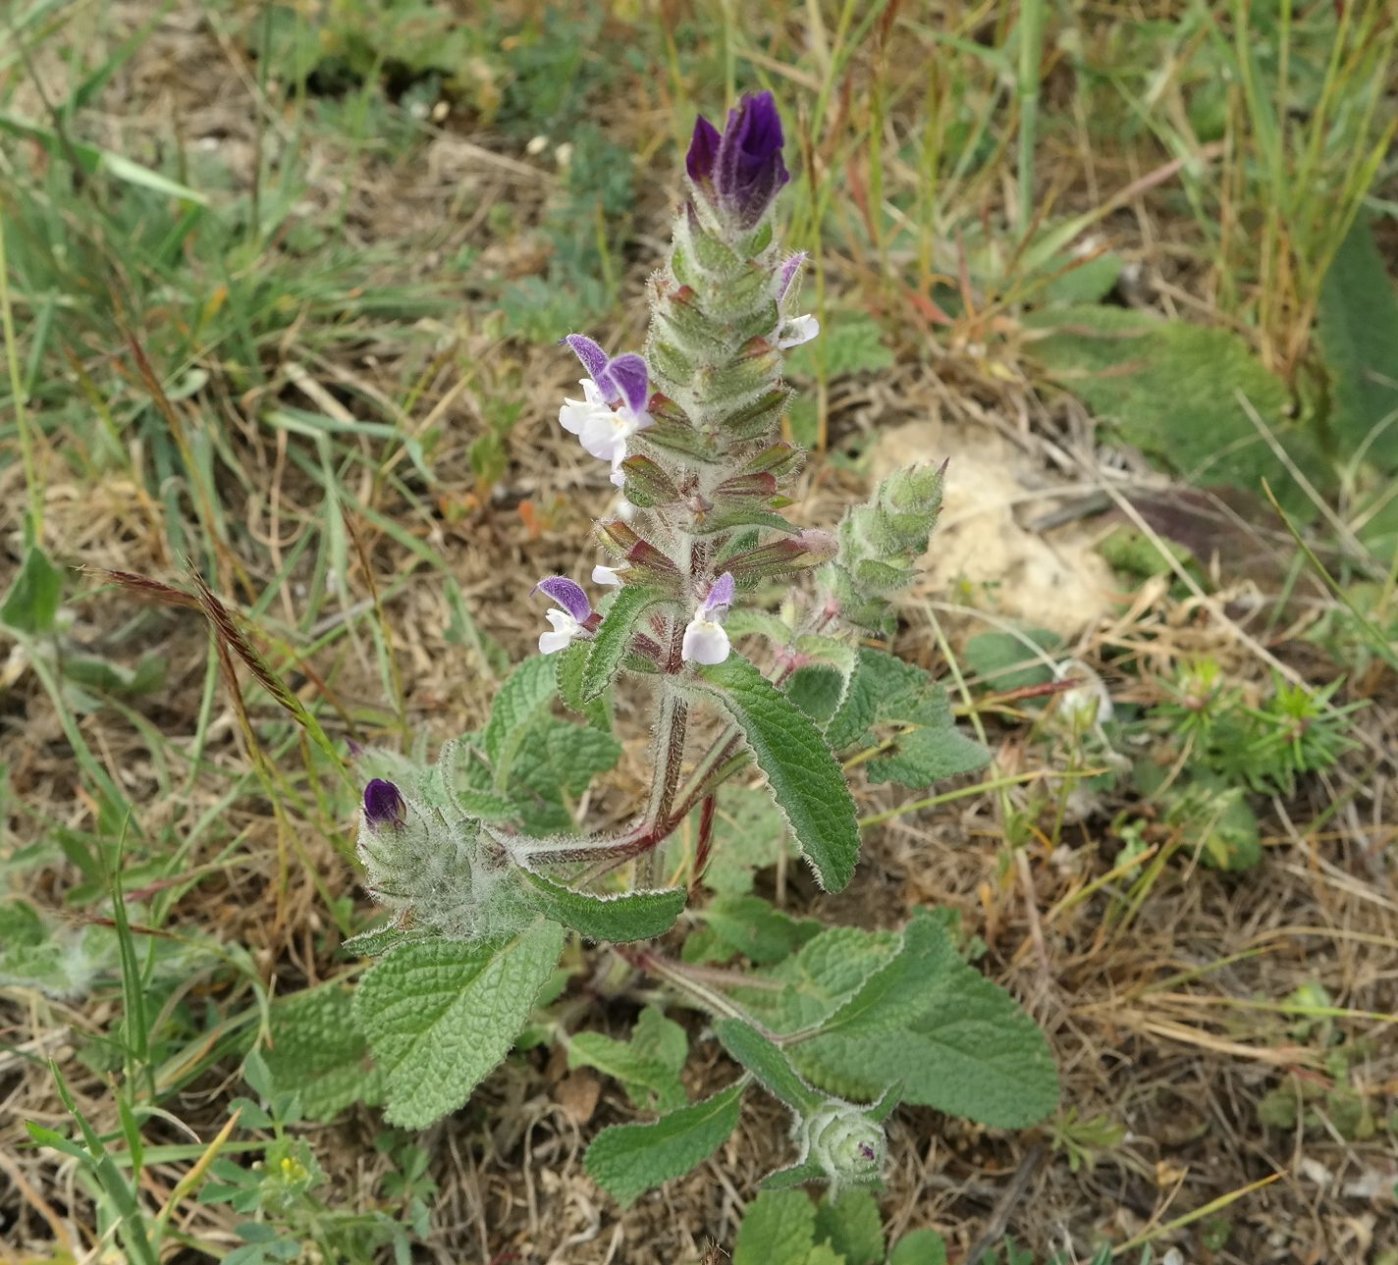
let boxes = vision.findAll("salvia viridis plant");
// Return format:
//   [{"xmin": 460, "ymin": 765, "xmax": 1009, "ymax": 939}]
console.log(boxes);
[{"xmin": 348, "ymin": 93, "xmax": 1059, "ymax": 1204}]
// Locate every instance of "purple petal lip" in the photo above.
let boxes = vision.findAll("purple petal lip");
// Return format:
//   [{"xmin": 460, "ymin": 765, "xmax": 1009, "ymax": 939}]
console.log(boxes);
[
  {"xmin": 535, "ymin": 575, "xmax": 592, "ymax": 623},
  {"xmin": 563, "ymin": 333, "xmax": 609, "ymax": 381},
  {"xmin": 686, "ymin": 114, "xmax": 720, "ymax": 183},
  {"xmin": 702, "ymin": 572, "xmax": 736, "ymax": 617},
  {"xmin": 776, "ymin": 252, "xmax": 807, "ymax": 302},
  {"xmin": 363, "ymin": 778, "xmax": 406, "ymax": 828},
  {"xmin": 600, "ymin": 353, "xmax": 650, "ymax": 416}
]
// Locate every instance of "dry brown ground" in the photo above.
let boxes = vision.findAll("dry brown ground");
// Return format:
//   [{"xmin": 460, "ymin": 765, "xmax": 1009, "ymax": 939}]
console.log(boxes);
[{"xmin": 2, "ymin": 4, "xmax": 1395, "ymax": 1264}]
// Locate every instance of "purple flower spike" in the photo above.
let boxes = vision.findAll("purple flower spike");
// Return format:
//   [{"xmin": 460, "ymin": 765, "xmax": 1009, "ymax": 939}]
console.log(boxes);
[
  {"xmin": 686, "ymin": 114, "xmax": 721, "ymax": 183},
  {"xmin": 714, "ymin": 91, "xmax": 790, "ymax": 229},
  {"xmin": 363, "ymin": 778, "xmax": 406, "ymax": 829}
]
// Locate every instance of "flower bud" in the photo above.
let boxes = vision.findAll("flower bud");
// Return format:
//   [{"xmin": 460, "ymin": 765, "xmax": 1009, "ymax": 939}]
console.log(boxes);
[
  {"xmin": 363, "ymin": 779, "xmax": 406, "ymax": 828},
  {"xmin": 688, "ymin": 92, "xmax": 791, "ymax": 231},
  {"xmin": 796, "ymin": 1101, "xmax": 887, "ymax": 1192}
]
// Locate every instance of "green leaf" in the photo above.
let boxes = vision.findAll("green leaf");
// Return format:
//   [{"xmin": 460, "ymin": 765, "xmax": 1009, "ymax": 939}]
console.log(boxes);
[
  {"xmin": 715, "ymin": 1018, "xmax": 823, "ymax": 1115},
  {"xmin": 887, "ymin": 1229, "xmax": 949, "ymax": 1265},
  {"xmin": 585, "ymin": 1081, "xmax": 745, "ymax": 1206},
  {"xmin": 582, "ymin": 585, "xmax": 668, "ymax": 701},
  {"xmin": 1027, "ymin": 305, "xmax": 1323, "ymax": 514},
  {"xmin": 790, "ymin": 910, "xmax": 1059, "ymax": 1127},
  {"xmin": 514, "ymin": 720, "xmax": 622, "ymax": 799},
  {"xmin": 701, "ymin": 894, "xmax": 820, "ymax": 965},
  {"xmin": 787, "ymin": 313, "xmax": 894, "ymax": 379},
  {"xmin": 555, "ymin": 640, "xmax": 611, "ymax": 728},
  {"xmin": 826, "ymin": 649, "xmax": 926, "ymax": 752},
  {"xmin": 263, "ymin": 984, "xmax": 383, "ymax": 1120},
  {"xmin": 786, "ymin": 665, "xmax": 847, "ymax": 725},
  {"xmin": 762, "ymin": 1159, "xmax": 828, "ymax": 1190},
  {"xmin": 521, "ymin": 871, "xmax": 686, "ymax": 942},
  {"xmin": 700, "ymin": 785, "xmax": 791, "ymax": 897},
  {"xmin": 568, "ymin": 1006, "xmax": 688, "ymax": 1112},
  {"xmin": 733, "ymin": 1189, "xmax": 819, "ymax": 1265},
  {"xmin": 696, "ymin": 655, "xmax": 861, "ymax": 893},
  {"xmin": 827, "ymin": 648, "xmax": 989, "ymax": 789},
  {"xmin": 814, "ymin": 1189, "xmax": 885, "ymax": 1265},
  {"xmin": 962, "ymin": 629, "xmax": 1060, "ymax": 694},
  {"xmin": 733, "ymin": 926, "xmax": 901, "ymax": 1034},
  {"xmin": 352, "ymin": 922, "xmax": 565, "ymax": 1128},
  {"xmin": 1, "ymin": 545, "xmax": 64, "ymax": 634},
  {"xmin": 1315, "ymin": 215, "xmax": 1398, "ymax": 472},
  {"xmin": 864, "ymin": 692, "xmax": 990, "ymax": 789},
  {"xmin": 0, "ymin": 111, "xmax": 209, "ymax": 204},
  {"xmin": 484, "ymin": 658, "xmax": 558, "ymax": 786}
]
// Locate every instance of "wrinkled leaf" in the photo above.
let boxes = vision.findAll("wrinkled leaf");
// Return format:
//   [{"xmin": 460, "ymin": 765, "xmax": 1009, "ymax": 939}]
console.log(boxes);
[
  {"xmin": 521, "ymin": 870, "xmax": 686, "ymax": 942},
  {"xmin": 697, "ymin": 655, "xmax": 860, "ymax": 892},
  {"xmin": 585, "ymin": 1081, "xmax": 745, "ymax": 1206},
  {"xmin": 353, "ymin": 922, "xmax": 564, "ymax": 1128}
]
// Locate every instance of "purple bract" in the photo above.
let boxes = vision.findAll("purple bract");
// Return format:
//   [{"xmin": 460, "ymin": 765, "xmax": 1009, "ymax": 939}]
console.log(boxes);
[{"xmin": 687, "ymin": 91, "xmax": 790, "ymax": 229}]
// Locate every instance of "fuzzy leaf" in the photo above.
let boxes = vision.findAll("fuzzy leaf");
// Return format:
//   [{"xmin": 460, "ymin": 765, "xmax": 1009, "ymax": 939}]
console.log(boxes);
[
  {"xmin": 785, "ymin": 666, "xmax": 847, "ymax": 725},
  {"xmin": 696, "ymin": 655, "xmax": 860, "ymax": 892},
  {"xmin": 353, "ymin": 922, "xmax": 565, "ymax": 1128},
  {"xmin": 791, "ymin": 910, "xmax": 1059, "ymax": 1127},
  {"xmin": 715, "ymin": 1018, "xmax": 823, "ymax": 1115},
  {"xmin": 2, "ymin": 545, "xmax": 64, "ymax": 635},
  {"xmin": 521, "ymin": 871, "xmax": 686, "ymax": 942},
  {"xmin": 568, "ymin": 1006, "xmax": 688, "ymax": 1112},
  {"xmin": 1027, "ymin": 305, "xmax": 1323, "ymax": 513},
  {"xmin": 700, "ymin": 894, "xmax": 819, "ymax": 965},
  {"xmin": 555, "ymin": 641, "xmax": 611, "ymax": 728},
  {"xmin": 585, "ymin": 1081, "xmax": 745, "ymax": 1206},
  {"xmin": 1316, "ymin": 215, "xmax": 1398, "ymax": 472},
  {"xmin": 887, "ymin": 1229, "xmax": 949, "ymax": 1265},
  {"xmin": 732, "ymin": 926, "xmax": 901, "ymax": 1034},
  {"xmin": 825, "ymin": 648, "xmax": 925, "ymax": 752},
  {"xmin": 733, "ymin": 1189, "xmax": 819, "ymax": 1265},
  {"xmin": 827, "ymin": 648, "xmax": 988, "ymax": 789},
  {"xmin": 484, "ymin": 657, "xmax": 558, "ymax": 785},
  {"xmin": 865, "ymin": 708, "xmax": 990, "ymax": 789},
  {"xmin": 582, "ymin": 585, "xmax": 668, "ymax": 701},
  {"xmin": 699, "ymin": 785, "xmax": 791, "ymax": 897},
  {"xmin": 264, "ymin": 983, "xmax": 383, "ymax": 1120},
  {"xmin": 814, "ymin": 1189, "xmax": 886, "ymax": 1265},
  {"xmin": 515, "ymin": 720, "xmax": 622, "ymax": 799}
]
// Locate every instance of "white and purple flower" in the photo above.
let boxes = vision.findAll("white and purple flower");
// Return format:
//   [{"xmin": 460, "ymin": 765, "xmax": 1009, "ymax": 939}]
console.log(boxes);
[
  {"xmin": 681, "ymin": 572, "xmax": 736, "ymax": 666},
  {"xmin": 558, "ymin": 334, "xmax": 654, "ymax": 486},
  {"xmin": 534, "ymin": 575, "xmax": 594, "ymax": 655}
]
